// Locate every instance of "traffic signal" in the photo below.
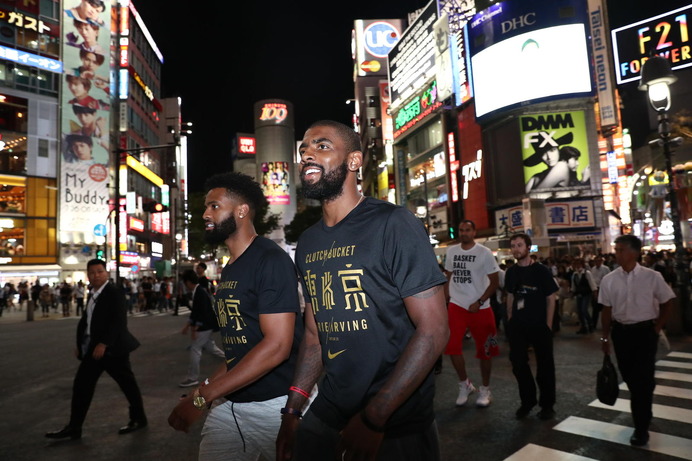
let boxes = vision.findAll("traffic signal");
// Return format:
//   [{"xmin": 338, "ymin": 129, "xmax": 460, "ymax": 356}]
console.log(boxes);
[
  {"xmin": 143, "ymin": 201, "xmax": 169, "ymax": 212},
  {"xmin": 96, "ymin": 246, "xmax": 105, "ymax": 260},
  {"xmin": 449, "ymin": 225, "xmax": 456, "ymax": 240}
]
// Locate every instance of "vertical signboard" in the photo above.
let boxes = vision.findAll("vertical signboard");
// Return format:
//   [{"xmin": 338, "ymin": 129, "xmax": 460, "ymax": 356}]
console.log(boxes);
[
  {"xmin": 353, "ymin": 19, "xmax": 403, "ymax": 77},
  {"xmin": 587, "ymin": 0, "xmax": 618, "ymax": 128},
  {"xmin": 388, "ymin": 0, "xmax": 439, "ymax": 110},
  {"xmin": 520, "ymin": 111, "xmax": 591, "ymax": 193},
  {"xmin": 60, "ymin": 1, "xmax": 112, "ymax": 244}
]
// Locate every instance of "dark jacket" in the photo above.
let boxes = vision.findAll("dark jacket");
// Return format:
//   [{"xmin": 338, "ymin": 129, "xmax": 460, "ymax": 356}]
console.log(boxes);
[
  {"xmin": 76, "ymin": 282, "xmax": 140, "ymax": 360},
  {"xmin": 189, "ymin": 285, "xmax": 219, "ymax": 332}
]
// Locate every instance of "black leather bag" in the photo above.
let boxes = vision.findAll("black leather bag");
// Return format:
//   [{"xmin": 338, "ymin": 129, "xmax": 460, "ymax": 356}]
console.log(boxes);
[{"xmin": 596, "ymin": 354, "xmax": 619, "ymax": 405}]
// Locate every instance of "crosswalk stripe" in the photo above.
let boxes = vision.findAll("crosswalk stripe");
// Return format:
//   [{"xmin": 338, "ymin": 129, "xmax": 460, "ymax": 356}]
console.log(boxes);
[
  {"xmin": 655, "ymin": 370, "xmax": 692, "ymax": 383},
  {"xmin": 656, "ymin": 360, "xmax": 692, "ymax": 369},
  {"xmin": 554, "ymin": 416, "xmax": 692, "ymax": 460},
  {"xmin": 668, "ymin": 352, "xmax": 692, "ymax": 360},
  {"xmin": 589, "ymin": 398, "xmax": 692, "ymax": 423},
  {"xmin": 503, "ymin": 443, "xmax": 597, "ymax": 461},
  {"xmin": 616, "ymin": 383, "xmax": 692, "ymax": 401}
]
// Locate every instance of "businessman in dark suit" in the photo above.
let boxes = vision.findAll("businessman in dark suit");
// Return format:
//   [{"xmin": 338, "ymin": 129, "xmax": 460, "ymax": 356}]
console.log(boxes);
[{"xmin": 46, "ymin": 259, "xmax": 147, "ymax": 440}]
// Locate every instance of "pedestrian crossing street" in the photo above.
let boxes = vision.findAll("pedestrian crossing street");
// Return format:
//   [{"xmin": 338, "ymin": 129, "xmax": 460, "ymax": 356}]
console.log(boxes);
[{"xmin": 505, "ymin": 351, "xmax": 692, "ymax": 461}]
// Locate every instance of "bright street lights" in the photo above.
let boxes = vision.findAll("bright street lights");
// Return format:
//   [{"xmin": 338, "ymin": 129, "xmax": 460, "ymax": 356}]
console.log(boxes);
[{"xmin": 639, "ymin": 55, "xmax": 690, "ymax": 332}]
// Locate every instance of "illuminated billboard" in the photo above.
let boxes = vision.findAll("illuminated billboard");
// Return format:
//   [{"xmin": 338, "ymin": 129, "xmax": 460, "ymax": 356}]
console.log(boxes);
[
  {"xmin": 60, "ymin": 0, "xmax": 112, "ymax": 247},
  {"xmin": 468, "ymin": 0, "xmax": 592, "ymax": 119},
  {"xmin": 611, "ymin": 4, "xmax": 692, "ymax": 84},
  {"xmin": 261, "ymin": 161, "xmax": 290, "ymax": 205},
  {"xmin": 520, "ymin": 110, "xmax": 591, "ymax": 193},
  {"xmin": 353, "ymin": 19, "xmax": 403, "ymax": 77},
  {"xmin": 388, "ymin": 0, "xmax": 438, "ymax": 110}
]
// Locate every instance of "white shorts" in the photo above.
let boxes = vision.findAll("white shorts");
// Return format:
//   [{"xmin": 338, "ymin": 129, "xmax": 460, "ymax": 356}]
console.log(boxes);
[{"xmin": 199, "ymin": 395, "xmax": 287, "ymax": 461}]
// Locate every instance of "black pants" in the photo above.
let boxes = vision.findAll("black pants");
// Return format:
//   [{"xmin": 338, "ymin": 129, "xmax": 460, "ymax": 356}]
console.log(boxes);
[
  {"xmin": 611, "ymin": 320, "xmax": 658, "ymax": 433},
  {"xmin": 69, "ymin": 353, "xmax": 146, "ymax": 428},
  {"xmin": 508, "ymin": 320, "xmax": 556, "ymax": 409}
]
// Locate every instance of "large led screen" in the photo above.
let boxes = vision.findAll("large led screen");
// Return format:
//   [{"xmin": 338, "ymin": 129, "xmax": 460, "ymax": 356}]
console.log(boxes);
[{"xmin": 471, "ymin": 23, "xmax": 592, "ymax": 118}]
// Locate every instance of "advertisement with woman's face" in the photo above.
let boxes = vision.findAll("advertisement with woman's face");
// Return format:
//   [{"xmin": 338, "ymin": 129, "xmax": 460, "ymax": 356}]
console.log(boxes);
[{"xmin": 520, "ymin": 110, "xmax": 591, "ymax": 193}]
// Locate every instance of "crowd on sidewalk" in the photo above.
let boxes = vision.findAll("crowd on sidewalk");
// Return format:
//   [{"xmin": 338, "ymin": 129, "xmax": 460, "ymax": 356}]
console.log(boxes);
[{"xmin": 0, "ymin": 274, "xmax": 206, "ymax": 318}]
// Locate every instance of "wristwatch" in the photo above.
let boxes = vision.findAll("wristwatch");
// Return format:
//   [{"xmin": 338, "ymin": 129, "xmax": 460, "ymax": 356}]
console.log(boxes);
[{"xmin": 192, "ymin": 388, "xmax": 208, "ymax": 410}]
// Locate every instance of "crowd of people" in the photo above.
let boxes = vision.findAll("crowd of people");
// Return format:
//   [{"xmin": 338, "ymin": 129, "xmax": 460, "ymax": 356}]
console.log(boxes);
[
  {"xmin": 0, "ymin": 274, "xmax": 198, "ymax": 318},
  {"xmin": 36, "ymin": 120, "xmax": 679, "ymax": 458}
]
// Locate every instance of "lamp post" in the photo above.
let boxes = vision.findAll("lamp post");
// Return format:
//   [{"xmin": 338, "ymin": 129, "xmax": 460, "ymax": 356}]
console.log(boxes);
[{"xmin": 639, "ymin": 55, "xmax": 691, "ymax": 332}]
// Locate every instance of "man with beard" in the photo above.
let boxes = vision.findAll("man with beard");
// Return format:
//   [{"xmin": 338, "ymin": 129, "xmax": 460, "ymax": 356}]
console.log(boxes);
[
  {"xmin": 168, "ymin": 172, "xmax": 303, "ymax": 461},
  {"xmin": 444, "ymin": 220, "xmax": 500, "ymax": 408},
  {"xmin": 276, "ymin": 120, "xmax": 449, "ymax": 461},
  {"xmin": 504, "ymin": 233, "xmax": 559, "ymax": 420}
]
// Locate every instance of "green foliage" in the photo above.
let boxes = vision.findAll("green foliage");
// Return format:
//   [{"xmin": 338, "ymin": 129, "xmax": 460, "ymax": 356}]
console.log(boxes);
[{"xmin": 284, "ymin": 206, "xmax": 323, "ymax": 244}]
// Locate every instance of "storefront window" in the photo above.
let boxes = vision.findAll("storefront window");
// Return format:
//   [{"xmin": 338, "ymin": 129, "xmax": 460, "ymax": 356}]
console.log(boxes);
[
  {"xmin": 0, "ymin": 216, "xmax": 23, "ymax": 256},
  {"xmin": 0, "ymin": 94, "xmax": 28, "ymax": 174},
  {"xmin": 0, "ymin": 182, "xmax": 25, "ymax": 213}
]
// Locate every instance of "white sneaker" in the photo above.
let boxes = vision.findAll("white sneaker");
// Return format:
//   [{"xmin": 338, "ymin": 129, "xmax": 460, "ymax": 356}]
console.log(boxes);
[
  {"xmin": 476, "ymin": 385, "xmax": 492, "ymax": 407},
  {"xmin": 456, "ymin": 380, "xmax": 476, "ymax": 406}
]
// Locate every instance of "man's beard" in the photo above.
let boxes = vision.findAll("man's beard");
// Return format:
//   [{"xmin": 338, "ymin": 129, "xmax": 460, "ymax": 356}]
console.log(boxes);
[
  {"xmin": 301, "ymin": 161, "xmax": 348, "ymax": 202},
  {"xmin": 204, "ymin": 214, "xmax": 237, "ymax": 245}
]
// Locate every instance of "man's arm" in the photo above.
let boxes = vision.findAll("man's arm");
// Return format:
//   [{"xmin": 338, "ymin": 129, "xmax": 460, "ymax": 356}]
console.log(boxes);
[
  {"xmin": 600, "ymin": 305, "xmax": 612, "ymax": 354},
  {"xmin": 545, "ymin": 293, "xmax": 556, "ymax": 329},
  {"xmin": 655, "ymin": 299, "xmax": 673, "ymax": 334},
  {"xmin": 169, "ymin": 311, "xmax": 297, "ymax": 432},
  {"xmin": 276, "ymin": 303, "xmax": 323, "ymax": 461},
  {"xmin": 337, "ymin": 284, "xmax": 449, "ymax": 459},
  {"xmin": 506, "ymin": 293, "xmax": 514, "ymax": 321}
]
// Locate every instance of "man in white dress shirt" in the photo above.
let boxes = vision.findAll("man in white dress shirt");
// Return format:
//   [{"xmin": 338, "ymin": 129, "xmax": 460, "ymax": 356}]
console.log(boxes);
[{"xmin": 598, "ymin": 235, "xmax": 674, "ymax": 447}]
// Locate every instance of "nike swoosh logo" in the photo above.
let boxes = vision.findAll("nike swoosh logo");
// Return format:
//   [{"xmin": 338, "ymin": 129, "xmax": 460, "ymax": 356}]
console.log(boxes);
[
  {"xmin": 226, "ymin": 357, "xmax": 236, "ymax": 364},
  {"xmin": 327, "ymin": 349, "xmax": 346, "ymax": 359}
]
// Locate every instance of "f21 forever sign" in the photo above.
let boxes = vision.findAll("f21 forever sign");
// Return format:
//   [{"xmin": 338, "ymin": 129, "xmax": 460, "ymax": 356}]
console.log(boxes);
[{"xmin": 611, "ymin": 4, "xmax": 692, "ymax": 84}]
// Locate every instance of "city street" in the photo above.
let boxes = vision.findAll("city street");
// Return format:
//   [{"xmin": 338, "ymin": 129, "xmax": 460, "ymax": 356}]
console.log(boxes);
[{"xmin": 0, "ymin": 308, "xmax": 691, "ymax": 461}]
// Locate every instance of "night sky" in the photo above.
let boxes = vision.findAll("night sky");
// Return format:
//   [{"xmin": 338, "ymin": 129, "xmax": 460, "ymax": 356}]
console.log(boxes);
[{"xmin": 134, "ymin": 0, "xmax": 690, "ymax": 193}]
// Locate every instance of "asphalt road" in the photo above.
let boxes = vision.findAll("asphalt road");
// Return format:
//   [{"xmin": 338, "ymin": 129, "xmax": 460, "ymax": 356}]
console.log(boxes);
[{"xmin": 1, "ymin": 307, "xmax": 691, "ymax": 461}]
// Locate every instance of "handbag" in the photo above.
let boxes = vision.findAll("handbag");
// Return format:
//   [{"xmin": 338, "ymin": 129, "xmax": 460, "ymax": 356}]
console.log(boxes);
[{"xmin": 596, "ymin": 354, "xmax": 619, "ymax": 405}]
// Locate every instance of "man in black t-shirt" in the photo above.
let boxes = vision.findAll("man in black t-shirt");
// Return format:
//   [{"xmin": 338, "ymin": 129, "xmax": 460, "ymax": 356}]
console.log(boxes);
[
  {"xmin": 276, "ymin": 120, "xmax": 449, "ymax": 461},
  {"xmin": 505, "ymin": 233, "xmax": 559, "ymax": 421},
  {"xmin": 168, "ymin": 172, "xmax": 303, "ymax": 461}
]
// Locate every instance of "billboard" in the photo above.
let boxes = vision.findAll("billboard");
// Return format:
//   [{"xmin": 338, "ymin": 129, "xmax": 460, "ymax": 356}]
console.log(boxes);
[
  {"xmin": 520, "ymin": 111, "xmax": 591, "ymax": 193},
  {"xmin": 495, "ymin": 199, "xmax": 596, "ymax": 234},
  {"xmin": 60, "ymin": 0, "xmax": 112, "ymax": 245},
  {"xmin": 352, "ymin": 19, "xmax": 403, "ymax": 77},
  {"xmin": 468, "ymin": 0, "xmax": 592, "ymax": 119},
  {"xmin": 388, "ymin": 0, "xmax": 438, "ymax": 110},
  {"xmin": 611, "ymin": 4, "xmax": 692, "ymax": 84}
]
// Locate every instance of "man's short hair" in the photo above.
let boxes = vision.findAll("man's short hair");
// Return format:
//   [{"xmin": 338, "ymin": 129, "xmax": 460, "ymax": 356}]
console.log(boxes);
[
  {"xmin": 197, "ymin": 262, "xmax": 207, "ymax": 270},
  {"xmin": 459, "ymin": 219, "xmax": 475, "ymax": 230},
  {"xmin": 181, "ymin": 269, "xmax": 198, "ymax": 285},
  {"xmin": 510, "ymin": 232, "xmax": 532, "ymax": 248},
  {"xmin": 615, "ymin": 234, "xmax": 642, "ymax": 252},
  {"xmin": 87, "ymin": 258, "xmax": 106, "ymax": 269},
  {"xmin": 308, "ymin": 120, "xmax": 362, "ymax": 154},
  {"xmin": 204, "ymin": 172, "xmax": 267, "ymax": 218}
]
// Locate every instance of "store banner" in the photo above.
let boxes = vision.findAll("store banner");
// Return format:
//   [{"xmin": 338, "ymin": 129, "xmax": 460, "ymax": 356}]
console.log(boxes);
[
  {"xmin": 495, "ymin": 199, "xmax": 596, "ymax": 234},
  {"xmin": 520, "ymin": 110, "xmax": 591, "ymax": 194}
]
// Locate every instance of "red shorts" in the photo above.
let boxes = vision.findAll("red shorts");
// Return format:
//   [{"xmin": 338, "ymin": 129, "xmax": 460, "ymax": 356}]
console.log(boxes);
[{"xmin": 445, "ymin": 302, "xmax": 499, "ymax": 359}]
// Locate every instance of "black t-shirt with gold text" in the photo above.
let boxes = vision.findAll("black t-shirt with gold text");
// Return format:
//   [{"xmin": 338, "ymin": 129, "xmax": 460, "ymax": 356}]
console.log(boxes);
[
  {"xmin": 296, "ymin": 197, "xmax": 446, "ymax": 435},
  {"xmin": 214, "ymin": 236, "xmax": 303, "ymax": 403}
]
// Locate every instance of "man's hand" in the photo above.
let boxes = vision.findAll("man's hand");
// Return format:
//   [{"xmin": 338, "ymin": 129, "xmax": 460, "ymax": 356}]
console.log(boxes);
[
  {"xmin": 275, "ymin": 415, "xmax": 301, "ymax": 461},
  {"xmin": 336, "ymin": 412, "xmax": 384, "ymax": 461},
  {"xmin": 92, "ymin": 343, "xmax": 106, "ymax": 360},
  {"xmin": 168, "ymin": 394, "xmax": 204, "ymax": 433},
  {"xmin": 468, "ymin": 300, "xmax": 481, "ymax": 313}
]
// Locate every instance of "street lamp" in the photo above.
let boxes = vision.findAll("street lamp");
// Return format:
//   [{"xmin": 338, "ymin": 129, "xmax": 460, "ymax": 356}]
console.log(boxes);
[{"xmin": 639, "ymin": 55, "xmax": 691, "ymax": 332}]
